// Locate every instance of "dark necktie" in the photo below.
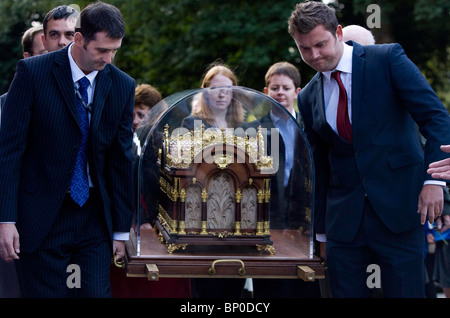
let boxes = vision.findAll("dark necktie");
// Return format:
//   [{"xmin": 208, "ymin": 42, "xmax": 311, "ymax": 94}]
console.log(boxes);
[
  {"xmin": 331, "ymin": 71, "xmax": 352, "ymax": 143},
  {"xmin": 70, "ymin": 77, "xmax": 90, "ymax": 206}
]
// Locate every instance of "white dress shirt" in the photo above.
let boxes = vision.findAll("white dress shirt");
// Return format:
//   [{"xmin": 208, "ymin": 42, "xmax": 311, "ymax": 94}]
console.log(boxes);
[
  {"xmin": 270, "ymin": 108, "xmax": 297, "ymax": 187},
  {"xmin": 68, "ymin": 43, "xmax": 97, "ymax": 189},
  {"xmin": 322, "ymin": 43, "xmax": 353, "ymax": 134}
]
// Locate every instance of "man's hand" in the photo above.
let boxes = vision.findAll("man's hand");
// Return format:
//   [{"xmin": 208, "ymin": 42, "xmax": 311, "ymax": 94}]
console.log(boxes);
[
  {"xmin": 417, "ymin": 184, "xmax": 444, "ymax": 225},
  {"xmin": 112, "ymin": 240, "xmax": 126, "ymax": 262},
  {"xmin": 435, "ymin": 214, "xmax": 450, "ymax": 233},
  {"xmin": 0, "ymin": 223, "xmax": 20, "ymax": 263},
  {"xmin": 427, "ymin": 145, "xmax": 450, "ymax": 180}
]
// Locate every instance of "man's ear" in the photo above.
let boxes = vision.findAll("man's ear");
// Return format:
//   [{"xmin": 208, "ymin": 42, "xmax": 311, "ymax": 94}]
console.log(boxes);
[
  {"xmin": 336, "ymin": 24, "xmax": 343, "ymax": 41},
  {"xmin": 41, "ymin": 33, "xmax": 49, "ymax": 51},
  {"xmin": 74, "ymin": 32, "xmax": 84, "ymax": 47}
]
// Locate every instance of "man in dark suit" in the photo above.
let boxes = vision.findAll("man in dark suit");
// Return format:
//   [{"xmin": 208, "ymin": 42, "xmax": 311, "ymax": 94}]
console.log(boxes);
[
  {"xmin": 0, "ymin": 2, "xmax": 135, "ymax": 298},
  {"xmin": 0, "ymin": 23, "xmax": 49, "ymax": 299},
  {"xmin": 288, "ymin": 1, "xmax": 450, "ymax": 297}
]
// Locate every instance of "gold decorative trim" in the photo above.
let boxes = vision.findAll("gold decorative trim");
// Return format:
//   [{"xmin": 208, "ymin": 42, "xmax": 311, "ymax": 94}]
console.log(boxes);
[
  {"xmin": 234, "ymin": 221, "xmax": 242, "ymax": 235},
  {"xmin": 256, "ymin": 221, "xmax": 264, "ymax": 235},
  {"xmin": 200, "ymin": 220, "xmax": 208, "ymax": 235},
  {"xmin": 162, "ymin": 124, "xmax": 273, "ymax": 170},
  {"xmin": 214, "ymin": 154, "xmax": 233, "ymax": 169},
  {"xmin": 167, "ymin": 243, "xmax": 187, "ymax": 254},
  {"xmin": 256, "ymin": 244, "xmax": 276, "ymax": 255}
]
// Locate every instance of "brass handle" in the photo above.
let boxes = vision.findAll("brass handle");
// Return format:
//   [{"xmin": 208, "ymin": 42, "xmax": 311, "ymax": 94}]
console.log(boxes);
[
  {"xmin": 146, "ymin": 264, "xmax": 159, "ymax": 281},
  {"xmin": 113, "ymin": 255, "xmax": 125, "ymax": 269},
  {"xmin": 208, "ymin": 259, "xmax": 246, "ymax": 276},
  {"xmin": 297, "ymin": 265, "xmax": 315, "ymax": 281}
]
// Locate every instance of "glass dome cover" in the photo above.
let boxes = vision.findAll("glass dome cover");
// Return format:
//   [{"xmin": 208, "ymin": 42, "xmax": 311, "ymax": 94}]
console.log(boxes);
[{"xmin": 131, "ymin": 86, "xmax": 315, "ymax": 258}]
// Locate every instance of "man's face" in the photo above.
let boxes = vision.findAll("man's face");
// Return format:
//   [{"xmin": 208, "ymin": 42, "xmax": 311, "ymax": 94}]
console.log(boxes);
[
  {"xmin": 264, "ymin": 74, "xmax": 301, "ymax": 113},
  {"xmin": 292, "ymin": 24, "xmax": 343, "ymax": 73},
  {"xmin": 74, "ymin": 31, "xmax": 122, "ymax": 74},
  {"xmin": 42, "ymin": 18, "xmax": 75, "ymax": 52}
]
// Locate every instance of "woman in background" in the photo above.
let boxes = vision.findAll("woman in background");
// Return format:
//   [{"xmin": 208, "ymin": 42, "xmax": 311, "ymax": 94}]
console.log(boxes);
[{"xmin": 183, "ymin": 62, "xmax": 246, "ymax": 298}]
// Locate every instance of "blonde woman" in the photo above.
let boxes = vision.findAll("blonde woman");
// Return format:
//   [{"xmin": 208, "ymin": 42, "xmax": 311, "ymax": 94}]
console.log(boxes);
[
  {"xmin": 182, "ymin": 63, "xmax": 245, "ymax": 131},
  {"xmin": 184, "ymin": 63, "xmax": 247, "ymax": 298}
]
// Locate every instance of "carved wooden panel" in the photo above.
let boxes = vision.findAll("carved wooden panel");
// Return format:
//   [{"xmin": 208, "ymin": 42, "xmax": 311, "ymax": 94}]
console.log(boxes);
[
  {"xmin": 241, "ymin": 185, "xmax": 257, "ymax": 230},
  {"xmin": 185, "ymin": 185, "xmax": 201, "ymax": 229},
  {"xmin": 207, "ymin": 171, "xmax": 235, "ymax": 230}
]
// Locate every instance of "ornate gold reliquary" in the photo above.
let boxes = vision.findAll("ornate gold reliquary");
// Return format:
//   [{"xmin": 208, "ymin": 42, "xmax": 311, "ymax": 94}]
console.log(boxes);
[{"xmin": 155, "ymin": 124, "xmax": 276, "ymax": 254}]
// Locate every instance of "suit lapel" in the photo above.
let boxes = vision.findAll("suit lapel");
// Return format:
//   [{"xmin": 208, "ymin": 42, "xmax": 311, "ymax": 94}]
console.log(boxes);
[
  {"xmin": 351, "ymin": 42, "xmax": 365, "ymax": 144},
  {"xmin": 313, "ymin": 73, "xmax": 326, "ymax": 124},
  {"xmin": 311, "ymin": 73, "xmax": 334, "ymax": 140},
  {"xmin": 52, "ymin": 48, "xmax": 79, "ymax": 127},
  {"xmin": 90, "ymin": 66, "xmax": 112, "ymax": 132}
]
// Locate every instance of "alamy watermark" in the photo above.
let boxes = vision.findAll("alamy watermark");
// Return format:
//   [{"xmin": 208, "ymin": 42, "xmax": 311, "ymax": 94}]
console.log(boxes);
[
  {"xmin": 366, "ymin": 4, "xmax": 381, "ymax": 29},
  {"xmin": 66, "ymin": 264, "xmax": 81, "ymax": 289},
  {"xmin": 367, "ymin": 264, "xmax": 381, "ymax": 289}
]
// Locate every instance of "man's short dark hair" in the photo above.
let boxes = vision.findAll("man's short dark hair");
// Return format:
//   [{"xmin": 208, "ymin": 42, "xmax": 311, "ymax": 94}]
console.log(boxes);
[
  {"xmin": 76, "ymin": 1, "xmax": 126, "ymax": 44},
  {"xmin": 288, "ymin": 1, "xmax": 338, "ymax": 37},
  {"xmin": 43, "ymin": 5, "xmax": 78, "ymax": 35}
]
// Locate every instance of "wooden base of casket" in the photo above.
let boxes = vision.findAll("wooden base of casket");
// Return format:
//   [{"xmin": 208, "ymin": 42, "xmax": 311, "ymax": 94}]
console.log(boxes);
[
  {"xmin": 124, "ymin": 227, "xmax": 325, "ymax": 282},
  {"xmin": 154, "ymin": 216, "xmax": 274, "ymax": 254}
]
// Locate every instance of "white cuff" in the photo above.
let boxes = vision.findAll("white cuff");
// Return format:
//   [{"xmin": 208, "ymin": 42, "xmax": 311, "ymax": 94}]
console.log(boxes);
[
  {"xmin": 316, "ymin": 233, "xmax": 327, "ymax": 242},
  {"xmin": 113, "ymin": 232, "xmax": 130, "ymax": 241}
]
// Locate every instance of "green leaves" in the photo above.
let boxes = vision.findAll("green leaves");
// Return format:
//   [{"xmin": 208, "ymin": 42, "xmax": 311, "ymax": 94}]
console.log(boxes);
[{"xmin": 0, "ymin": 0, "xmax": 447, "ymax": 107}]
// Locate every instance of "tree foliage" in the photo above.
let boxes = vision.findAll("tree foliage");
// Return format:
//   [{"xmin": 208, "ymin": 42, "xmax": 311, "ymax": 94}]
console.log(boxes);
[
  {"xmin": 109, "ymin": 0, "xmax": 304, "ymax": 95},
  {"xmin": 0, "ymin": 0, "xmax": 448, "ymax": 106}
]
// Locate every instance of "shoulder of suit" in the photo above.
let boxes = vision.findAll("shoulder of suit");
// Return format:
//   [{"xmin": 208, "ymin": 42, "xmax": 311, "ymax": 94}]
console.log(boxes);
[
  {"xmin": 15, "ymin": 50, "xmax": 61, "ymax": 77},
  {"xmin": 246, "ymin": 113, "xmax": 272, "ymax": 129},
  {"xmin": 106, "ymin": 63, "xmax": 135, "ymax": 86},
  {"xmin": 358, "ymin": 42, "xmax": 404, "ymax": 57},
  {"xmin": 181, "ymin": 115, "xmax": 196, "ymax": 130},
  {"xmin": 19, "ymin": 49, "xmax": 59, "ymax": 67},
  {"xmin": 299, "ymin": 73, "xmax": 321, "ymax": 95}
]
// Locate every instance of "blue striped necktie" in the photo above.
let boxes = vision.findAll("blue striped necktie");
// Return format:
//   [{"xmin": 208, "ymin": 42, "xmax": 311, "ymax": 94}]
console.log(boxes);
[{"xmin": 70, "ymin": 76, "xmax": 90, "ymax": 206}]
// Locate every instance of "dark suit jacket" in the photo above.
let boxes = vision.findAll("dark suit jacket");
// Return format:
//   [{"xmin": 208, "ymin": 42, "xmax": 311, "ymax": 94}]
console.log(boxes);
[
  {"xmin": 299, "ymin": 42, "xmax": 450, "ymax": 242},
  {"xmin": 0, "ymin": 93, "xmax": 6, "ymax": 129},
  {"xmin": 0, "ymin": 93, "xmax": 6, "ymax": 106},
  {"xmin": 181, "ymin": 115, "xmax": 214, "ymax": 131},
  {"xmin": 0, "ymin": 46, "xmax": 136, "ymax": 252}
]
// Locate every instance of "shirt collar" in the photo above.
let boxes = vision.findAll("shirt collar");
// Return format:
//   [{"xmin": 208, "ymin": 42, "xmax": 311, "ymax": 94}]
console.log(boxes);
[
  {"xmin": 322, "ymin": 42, "xmax": 353, "ymax": 80},
  {"xmin": 68, "ymin": 43, "xmax": 98, "ymax": 86}
]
